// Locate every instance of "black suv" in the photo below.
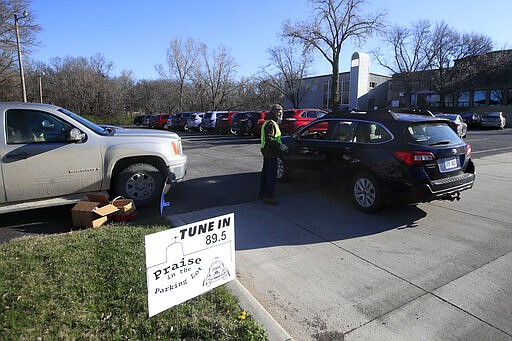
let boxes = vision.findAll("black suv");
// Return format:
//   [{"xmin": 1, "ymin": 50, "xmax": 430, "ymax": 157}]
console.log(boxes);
[
  {"xmin": 278, "ymin": 109, "xmax": 476, "ymax": 212},
  {"xmin": 171, "ymin": 112, "xmax": 193, "ymax": 130}
]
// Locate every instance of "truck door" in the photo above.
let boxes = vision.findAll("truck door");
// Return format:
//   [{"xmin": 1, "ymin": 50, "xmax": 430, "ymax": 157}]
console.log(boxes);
[{"xmin": 1, "ymin": 109, "xmax": 103, "ymax": 202}]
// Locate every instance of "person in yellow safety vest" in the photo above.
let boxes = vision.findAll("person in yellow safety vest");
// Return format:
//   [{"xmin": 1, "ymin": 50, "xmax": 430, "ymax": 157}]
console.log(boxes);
[{"xmin": 258, "ymin": 104, "xmax": 288, "ymax": 205}]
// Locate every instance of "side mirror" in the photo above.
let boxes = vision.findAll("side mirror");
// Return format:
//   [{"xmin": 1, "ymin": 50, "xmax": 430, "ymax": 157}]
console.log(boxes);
[{"xmin": 66, "ymin": 128, "xmax": 85, "ymax": 142}]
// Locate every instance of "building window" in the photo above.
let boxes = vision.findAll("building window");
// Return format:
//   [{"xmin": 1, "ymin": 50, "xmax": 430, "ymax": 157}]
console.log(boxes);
[
  {"xmin": 429, "ymin": 94, "xmax": 440, "ymax": 107},
  {"xmin": 489, "ymin": 89, "xmax": 504, "ymax": 106},
  {"xmin": 508, "ymin": 88, "xmax": 512, "ymax": 105},
  {"xmin": 369, "ymin": 81, "xmax": 377, "ymax": 88},
  {"xmin": 322, "ymin": 80, "xmax": 329, "ymax": 109},
  {"xmin": 458, "ymin": 92, "xmax": 470, "ymax": 107},
  {"xmin": 473, "ymin": 90, "xmax": 486, "ymax": 106},
  {"xmin": 340, "ymin": 79, "xmax": 349, "ymax": 105},
  {"xmin": 444, "ymin": 94, "xmax": 454, "ymax": 108}
]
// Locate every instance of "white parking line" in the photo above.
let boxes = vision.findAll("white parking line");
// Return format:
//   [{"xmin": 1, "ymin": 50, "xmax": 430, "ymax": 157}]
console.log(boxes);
[
  {"xmin": 466, "ymin": 137, "xmax": 492, "ymax": 142},
  {"xmin": 472, "ymin": 146, "xmax": 512, "ymax": 154}
]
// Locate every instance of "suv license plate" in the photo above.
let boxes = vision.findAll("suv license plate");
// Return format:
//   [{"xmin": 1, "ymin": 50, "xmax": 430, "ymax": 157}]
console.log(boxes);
[{"xmin": 439, "ymin": 156, "xmax": 459, "ymax": 172}]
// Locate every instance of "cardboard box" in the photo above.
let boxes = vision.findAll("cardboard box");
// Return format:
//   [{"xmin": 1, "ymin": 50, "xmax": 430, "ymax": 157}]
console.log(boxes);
[{"xmin": 71, "ymin": 195, "xmax": 119, "ymax": 228}]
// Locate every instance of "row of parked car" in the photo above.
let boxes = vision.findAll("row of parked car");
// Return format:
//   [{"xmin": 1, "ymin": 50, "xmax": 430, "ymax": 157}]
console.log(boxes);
[
  {"xmin": 134, "ymin": 109, "xmax": 329, "ymax": 136},
  {"xmin": 436, "ymin": 111, "xmax": 507, "ymax": 138}
]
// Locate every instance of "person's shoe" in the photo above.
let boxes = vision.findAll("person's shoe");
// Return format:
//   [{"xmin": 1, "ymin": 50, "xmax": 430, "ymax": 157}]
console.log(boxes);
[{"xmin": 262, "ymin": 197, "xmax": 278, "ymax": 205}]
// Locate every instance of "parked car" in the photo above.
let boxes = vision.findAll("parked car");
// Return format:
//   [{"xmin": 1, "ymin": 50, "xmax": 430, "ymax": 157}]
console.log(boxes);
[
  {"xmin": 231, "ymin": 111, "xmax": 267, "ymax": 136},
  {"xmin": 480, "ymin": 111, "xmax": 506, "ymax": 129},
  {"xmin": 459, "ymin": 112, "xmax": 480, "ymax": 128},
  {"xmin": 170, "ymin": 112, "xmax": 194, "ymax": 130},
  {"xmin": 143, "ymin": 114, "xmax": 157, "ymax": 127},
  {"xmin": 185, "ymin": 112, "xmax": 205, "ymax": 131},
  {"xmin": 200, "ymin": 111, "xmax": 229, "ymax": 132},
  {"xmin": 133, "ymin": 115, "xmax": 146, "ymax": 126},
  {"xmin": 434, "ymin": 113, "xmax": 467, "ymax": 138},
  {"xmin": 277, "ymin": 109, "xmax": 475, "ymax": 212},
  {"xmin": 0, "ymin": 102, "xmax": 187, "ymax": 212},
  {"xmin": 152, "ymin": 114, "xmax": 171, "ymax": 129},
  {"xmin": 215, "ymin": 111, "xmax": 238, "ymax": 134},
  {"xmin": 280, "ymin": 108, "xmax": 328, "ymax": 135}
]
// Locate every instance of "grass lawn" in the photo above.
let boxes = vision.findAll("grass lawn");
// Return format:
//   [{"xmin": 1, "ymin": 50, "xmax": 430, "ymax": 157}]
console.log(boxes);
[{"xmin": 0, "ymin": 221, "xmax": 267, "ymax": 340}]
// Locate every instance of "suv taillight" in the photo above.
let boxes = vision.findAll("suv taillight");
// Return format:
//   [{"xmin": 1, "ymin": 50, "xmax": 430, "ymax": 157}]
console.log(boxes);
[
  {"xmin": 466, "ymin": 144, "xmax": 472, "ymax": 157},
  {"xmin": 395, "ymin": 151, "xmax": 435, "ymax": 166}
]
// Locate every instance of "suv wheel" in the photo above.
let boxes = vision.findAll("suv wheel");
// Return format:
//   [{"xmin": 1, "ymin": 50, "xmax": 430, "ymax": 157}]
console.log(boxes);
[
  {"xmin": 115, "ymin": 163, "xmax": 163, "ymax": 207},
  {"xmin": 276, "ymin": 156, "xmax": 289, "ymax": 182},
  {"xmin": 351, "ymin": 172, "xmax": 382, "ymax": 213}
]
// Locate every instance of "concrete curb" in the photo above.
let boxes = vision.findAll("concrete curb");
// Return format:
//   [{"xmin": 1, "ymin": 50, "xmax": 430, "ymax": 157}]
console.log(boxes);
[
  {"xmin": 225, "ymin": 280, "xmax": 293, "ymax": 341},
  {"xmin": 164, "ymin": 214, "xmax": 293, "ymax": 340}
]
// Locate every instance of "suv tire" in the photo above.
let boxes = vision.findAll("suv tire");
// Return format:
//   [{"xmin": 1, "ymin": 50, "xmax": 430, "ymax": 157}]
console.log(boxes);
[
  {"xmin": 351, "ymin": 171, "xmax": 382, "ymax": 213},
  {"xmin": 276, "ymin": 156, "xmax": 289, "ymax": 182},
  {"xmin": 115, "ymin": 163, "xmax": 163, "ymax": 207}
]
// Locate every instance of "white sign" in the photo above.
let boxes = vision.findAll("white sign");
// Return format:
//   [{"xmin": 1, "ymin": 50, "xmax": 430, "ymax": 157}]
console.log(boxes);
[{"xmin": 145, "ymin": 213, "xmax": 235, "ymax": 317}]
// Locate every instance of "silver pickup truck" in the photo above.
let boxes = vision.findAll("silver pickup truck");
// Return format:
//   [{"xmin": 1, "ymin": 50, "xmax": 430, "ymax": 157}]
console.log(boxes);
[{"xmin": 0, "ymin": 102, "xmax": 187, "ymax": 213}]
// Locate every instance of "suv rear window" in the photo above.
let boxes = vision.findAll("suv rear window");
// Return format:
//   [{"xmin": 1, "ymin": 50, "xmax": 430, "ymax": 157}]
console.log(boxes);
[
  {"xmin": 406, "ymin": 122, "xmax": 460, "ymax": 146},
  {"xmin": 203, "ymin": 113, "xmax": 213, "ymax": 119},
  {"xmin": 283, "ymin": 111, "xmax": 296, "ymax": 118}
]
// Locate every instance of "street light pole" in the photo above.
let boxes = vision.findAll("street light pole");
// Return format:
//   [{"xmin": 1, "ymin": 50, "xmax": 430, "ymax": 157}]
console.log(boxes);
[
  {"xmin": 14, "ymin": 11, "xmax": 29, "ymax": 103},
  {"xmin": 38, "ymin": 72, "xmax": 45, "ymax": 103}
]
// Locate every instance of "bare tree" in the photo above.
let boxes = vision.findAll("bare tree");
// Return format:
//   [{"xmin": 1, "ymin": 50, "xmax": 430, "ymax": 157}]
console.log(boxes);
[
  {"xmin": 428, "ymin": 22, "xmax": 493, "ymax": 105},
  {"xmin": 197, "ymin": 45, "xmax": 239, "ymax": 110},
  {"xmin": 156, "ymin": 37, "xmax": 203, "ymax": 111},
  {"xmin": 373, "ymin": 20, "xmax": 433, "ymax": 106},
  {"xmin": 43, "ymin": 54, "xmax": 117, "ymax": 116},
  {"xmin": 282, "ymin": 0, "xmax": 385, "ymax": 110},
  {"xmin": 0, "ymin": 0, "xmax": 40, "ymax": 100},
  {"xmin": 128, "ymin": 79, "xmax": 179, "ymax": 114},
  {"xmin": 260, "ymin": 44, "xmax": 312, "ymax": 108}
]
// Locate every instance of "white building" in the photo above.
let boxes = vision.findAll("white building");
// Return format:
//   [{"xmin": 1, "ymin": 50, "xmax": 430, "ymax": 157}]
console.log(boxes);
[{"xmin": 284, "ymin": 52, "xmax": 391, "ymax": 111}]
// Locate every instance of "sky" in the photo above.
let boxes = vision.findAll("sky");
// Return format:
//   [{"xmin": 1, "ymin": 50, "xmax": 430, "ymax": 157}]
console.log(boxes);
[{"xmin": 29, "ymin": 0, "xmax": 512, "ymax": 81}]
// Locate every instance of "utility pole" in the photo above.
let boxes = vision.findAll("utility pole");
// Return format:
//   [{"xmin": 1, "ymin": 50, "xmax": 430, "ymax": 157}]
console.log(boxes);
[{"xmin": 14, "ymin": 11, "xmax": 29, "ymax": 102}]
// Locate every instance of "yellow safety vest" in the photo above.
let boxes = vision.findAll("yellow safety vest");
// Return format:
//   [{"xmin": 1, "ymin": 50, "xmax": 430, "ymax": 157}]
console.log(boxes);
[{"xmin": 260, "ymin": 120, "xmax": 282, "ymax": 148}]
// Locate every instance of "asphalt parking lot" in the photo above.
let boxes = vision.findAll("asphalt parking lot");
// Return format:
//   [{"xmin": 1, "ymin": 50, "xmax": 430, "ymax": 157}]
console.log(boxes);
[{"xmin": 166, "ymin": 128, "xmax": 512, "ymax": 340}]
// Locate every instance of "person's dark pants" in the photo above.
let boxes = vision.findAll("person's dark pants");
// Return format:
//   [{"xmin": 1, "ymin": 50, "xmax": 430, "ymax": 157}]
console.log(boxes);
[{"xmin": 259, "ymin": 157, "xmax": 277, "ymax": 199}]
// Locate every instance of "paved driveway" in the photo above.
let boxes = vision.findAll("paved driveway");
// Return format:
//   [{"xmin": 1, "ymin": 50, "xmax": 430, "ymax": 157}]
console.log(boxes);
[{"xmin": 169, "ymin": 151, "xmax": 512, "ymax": 340}]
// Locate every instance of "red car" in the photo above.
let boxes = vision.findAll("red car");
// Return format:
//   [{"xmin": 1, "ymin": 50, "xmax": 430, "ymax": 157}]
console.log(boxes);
[
  {"xmin": 231, "ymin": 111, "xmax": 267, "ymax": 136},
  {"xmin": 152, "ymin": 114, "xmax": 171, "ymax": 129},
  {"xmin": 215, "ymin": 111, "xmax": 238, "ymax": 134},
  {"xmin": 280, "ymin": 108, "xmax": 328, "ymax": 135}
]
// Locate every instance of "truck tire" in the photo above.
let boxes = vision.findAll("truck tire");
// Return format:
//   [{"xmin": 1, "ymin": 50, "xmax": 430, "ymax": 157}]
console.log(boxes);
[{"xmin": 114, "ymin": 163, "xmax": 164, "ymax": 207}]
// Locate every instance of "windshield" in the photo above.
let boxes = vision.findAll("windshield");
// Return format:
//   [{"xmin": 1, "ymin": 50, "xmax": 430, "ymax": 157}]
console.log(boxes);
[
  {"xmin": 406, "ymin": 122, "xmax": 460, "ymax": 146},
  {"xmin": 483, "ymin": 112, "xmax": 501, "ymax": 117},
  {"xmin": 58, "ymin": 108, "xmax": 105, "ymax": 134},
  {"xmin": 233, "ymin": 112, "xmax": 247, "ymax": 120},
  {"xmin": 247, "ymin": 112, "xmax": 262, "ymax": 119}
]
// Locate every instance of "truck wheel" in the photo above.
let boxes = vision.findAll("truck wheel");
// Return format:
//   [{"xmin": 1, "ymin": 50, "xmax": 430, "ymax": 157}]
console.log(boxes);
[{"xmin": 114, "ymin": 163, "xmax": 163, "ymax": 207}]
